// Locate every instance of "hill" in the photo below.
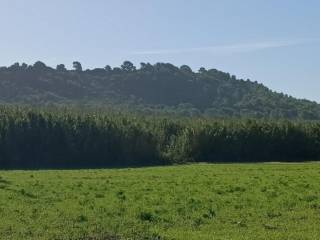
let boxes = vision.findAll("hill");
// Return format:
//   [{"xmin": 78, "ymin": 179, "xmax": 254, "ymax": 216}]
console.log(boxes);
[{"xmin": 0, "ymin": 61, "xmax": 319, "ymax": 119}]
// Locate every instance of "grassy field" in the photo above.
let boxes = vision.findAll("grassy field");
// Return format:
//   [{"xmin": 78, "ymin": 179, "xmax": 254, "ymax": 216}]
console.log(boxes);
[{"xmin": 1, "ymin": 163, "xmax": 320, "ymax": 240}]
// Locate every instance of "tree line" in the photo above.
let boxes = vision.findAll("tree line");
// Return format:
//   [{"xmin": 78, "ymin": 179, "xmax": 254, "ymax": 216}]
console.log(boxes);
[
  {"xmin": 0, "ymin": 106, "xmax": 319, "ymax": 169},
  {"xmin": 0, "ymin": 61, "xmax": 319, "ymax": 120}
]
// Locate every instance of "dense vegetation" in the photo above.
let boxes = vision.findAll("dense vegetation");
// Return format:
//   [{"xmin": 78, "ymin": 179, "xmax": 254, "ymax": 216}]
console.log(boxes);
[
  {"xmin": 1, "ymin": 61, "xmax": 320, "ymax": 119},
  {"xmin": 0, "ymin": 106, "xmax": 320, "ymax": 169},
  {"xmin": 1, "ymin": 164, "xmax": 320, "ymax": 240}
]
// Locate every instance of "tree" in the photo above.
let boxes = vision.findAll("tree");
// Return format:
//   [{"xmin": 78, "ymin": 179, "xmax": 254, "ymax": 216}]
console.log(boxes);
[
  {"xmin": 90, "ymin": 68, "xmax": 106, "ymax": 75},
  {"xmin": 104, "ymin": 65, "xmax": 112, "ymax": 73},
  {"xmin": 33, "ymin": 61, "xmax": 48, "ymax": 71},
  {"xmin": 198, "ymin": 67, "xmax": 207, "ymax": 74},
  {"xmin": 140, "ymin": 62, "xmax": 153, "ymax": 72},
  {"xmin": 21, "ymin": 63, "xmax": 28, "ymax": 70},
  {"xmin": 180, "ymin": 65, "xmax": 193, "ymax": 74},
  {"xmin": 73, "ymin": 61, "xmax": 82, "ymax": 72},
  {"xmin": 56, "ymin": 64, "xmax": 67, "ymax": 72},
  {"xmin": 121, "ymin": 61, "xmax": 136, "ymax": 72},
  {"xmin": 8, "ymin": 62, "xmax": 20, "ymax": 71},
  {"xmin": 112, "ymin": 67, "xmax": 122, "ymax": 74}
]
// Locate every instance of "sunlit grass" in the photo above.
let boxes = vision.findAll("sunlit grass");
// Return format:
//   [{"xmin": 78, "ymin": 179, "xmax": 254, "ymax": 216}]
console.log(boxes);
[{"xmin": 1, "ymin": 163, "xmax": 320, "ymax": 239}]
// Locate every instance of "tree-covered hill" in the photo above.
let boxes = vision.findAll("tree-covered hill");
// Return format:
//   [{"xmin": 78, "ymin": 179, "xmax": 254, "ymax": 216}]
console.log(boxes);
[{"xmin": 0, "ymin": 61, "xmax": 319, "ymax": 119}]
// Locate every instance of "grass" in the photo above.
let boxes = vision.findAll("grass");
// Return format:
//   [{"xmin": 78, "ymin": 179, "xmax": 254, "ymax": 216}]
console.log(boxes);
[{"xmin": 1, "ymin": 163, "xmax": 320, "ymax": 239}]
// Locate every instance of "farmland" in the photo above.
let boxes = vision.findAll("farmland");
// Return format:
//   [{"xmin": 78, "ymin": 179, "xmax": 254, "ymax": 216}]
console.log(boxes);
[
  {"xmin": 1, "ymin": 163, "xmax": 320, "ymax": 240},
  {"xmin": 1, "ymin": 107, "xmax": 320, "ymax": 169}
]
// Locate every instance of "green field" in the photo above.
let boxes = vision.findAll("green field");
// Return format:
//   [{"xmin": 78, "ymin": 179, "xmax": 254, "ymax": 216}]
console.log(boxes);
[{"xmin": 1, "ymin": 163, "xmax": 320, "ymax": 240}]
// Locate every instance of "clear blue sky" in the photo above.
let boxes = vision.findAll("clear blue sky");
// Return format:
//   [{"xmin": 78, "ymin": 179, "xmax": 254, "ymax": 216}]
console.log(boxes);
[{"xmin": 1, "ymin": 0, "xmax": 319, "ymax": 102}]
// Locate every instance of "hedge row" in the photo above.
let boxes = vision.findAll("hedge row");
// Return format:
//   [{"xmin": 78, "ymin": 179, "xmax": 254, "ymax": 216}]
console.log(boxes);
[{"xmin": 0, "ymin": 106, "xmax": 319, "ymax": 169}]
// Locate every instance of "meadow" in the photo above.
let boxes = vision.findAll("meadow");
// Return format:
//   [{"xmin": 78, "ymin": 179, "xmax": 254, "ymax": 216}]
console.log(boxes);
[{"xmin": 1, "ymin": 163, "xmax": 320, "ymax": 240}]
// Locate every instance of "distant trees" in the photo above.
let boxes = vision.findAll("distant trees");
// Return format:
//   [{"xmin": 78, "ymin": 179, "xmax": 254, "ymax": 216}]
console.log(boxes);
[
  {"xmin": 104, "ymin": 65, "xmax": 112, "ymax": 73},
  {"xmin": 0, "ymin": 61, "xmax": 319, "ymax": 120},
  {"xmin": 6, "ymin": 62, "xmax": 28, "ymax": 71},
  {"xmin": 140, "ymin": 62, "xmax": 153, "ymax": 72},
  {"xmin": 31, "ymin": 61, "xmax": 52, "ymax": 73},
  {"xmin": 33, "ymin": 61, "xmax": 47, "ymax": 69},
  {"xmin": 56, "ymin": 64, "xmax": 67, "ymax": 72},
  {"xmin": 21, "ymin": 63, "xmax": 28, "ymax": 70},
  {"xmin": 121, "ymin": 61, "xmax": 136, "ymax": 72},
  {"xmin": 73, "ymin": 61, "xmax": 82, "ymax": 72},
  {"xmin": 112, "ymin": 67, "xmax": 122, "ymax": 74},
  {"xmin": 180, "ymin": 65, "xmax": 193, "ymax": 73},
  {"xmin": 198, "ymin": 67, "xmax": 207, "ymax": 74},
  {"xmin": 8, "ymin": 62, "xmax": 21, "ymax": 71}
]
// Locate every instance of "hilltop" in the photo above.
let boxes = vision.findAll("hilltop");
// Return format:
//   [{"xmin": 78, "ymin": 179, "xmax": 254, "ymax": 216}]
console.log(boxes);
[{"xmin": 0, "ymin": 61, "xmax": 319, "ymax": 119}]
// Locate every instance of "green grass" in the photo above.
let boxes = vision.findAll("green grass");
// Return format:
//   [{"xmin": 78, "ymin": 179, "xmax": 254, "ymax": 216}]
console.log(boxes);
[{"xmin": 1, "ymin": 163, "xmax": 320, "ymax": 240}]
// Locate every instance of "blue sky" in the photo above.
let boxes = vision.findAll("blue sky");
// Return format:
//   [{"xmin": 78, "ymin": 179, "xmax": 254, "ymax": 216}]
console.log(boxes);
[{"xmin": 1, "ymin": 0, "xmax": 319, "ymax": 102}]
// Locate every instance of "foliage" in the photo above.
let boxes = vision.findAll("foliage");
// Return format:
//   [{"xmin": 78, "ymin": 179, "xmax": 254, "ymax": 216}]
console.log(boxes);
[
  {"xmin": 0, "ymin": 61, "xmax": 319, "ymax": 119},
  {"xmin": 0, "ymin": 106, "xmax": 320, "ymax": 169}
]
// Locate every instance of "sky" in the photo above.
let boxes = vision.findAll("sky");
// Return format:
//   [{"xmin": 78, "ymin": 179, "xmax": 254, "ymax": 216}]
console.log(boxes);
[{"xmin": 1, "ymin": 0, "xmax": 319, "ymax": 102}]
